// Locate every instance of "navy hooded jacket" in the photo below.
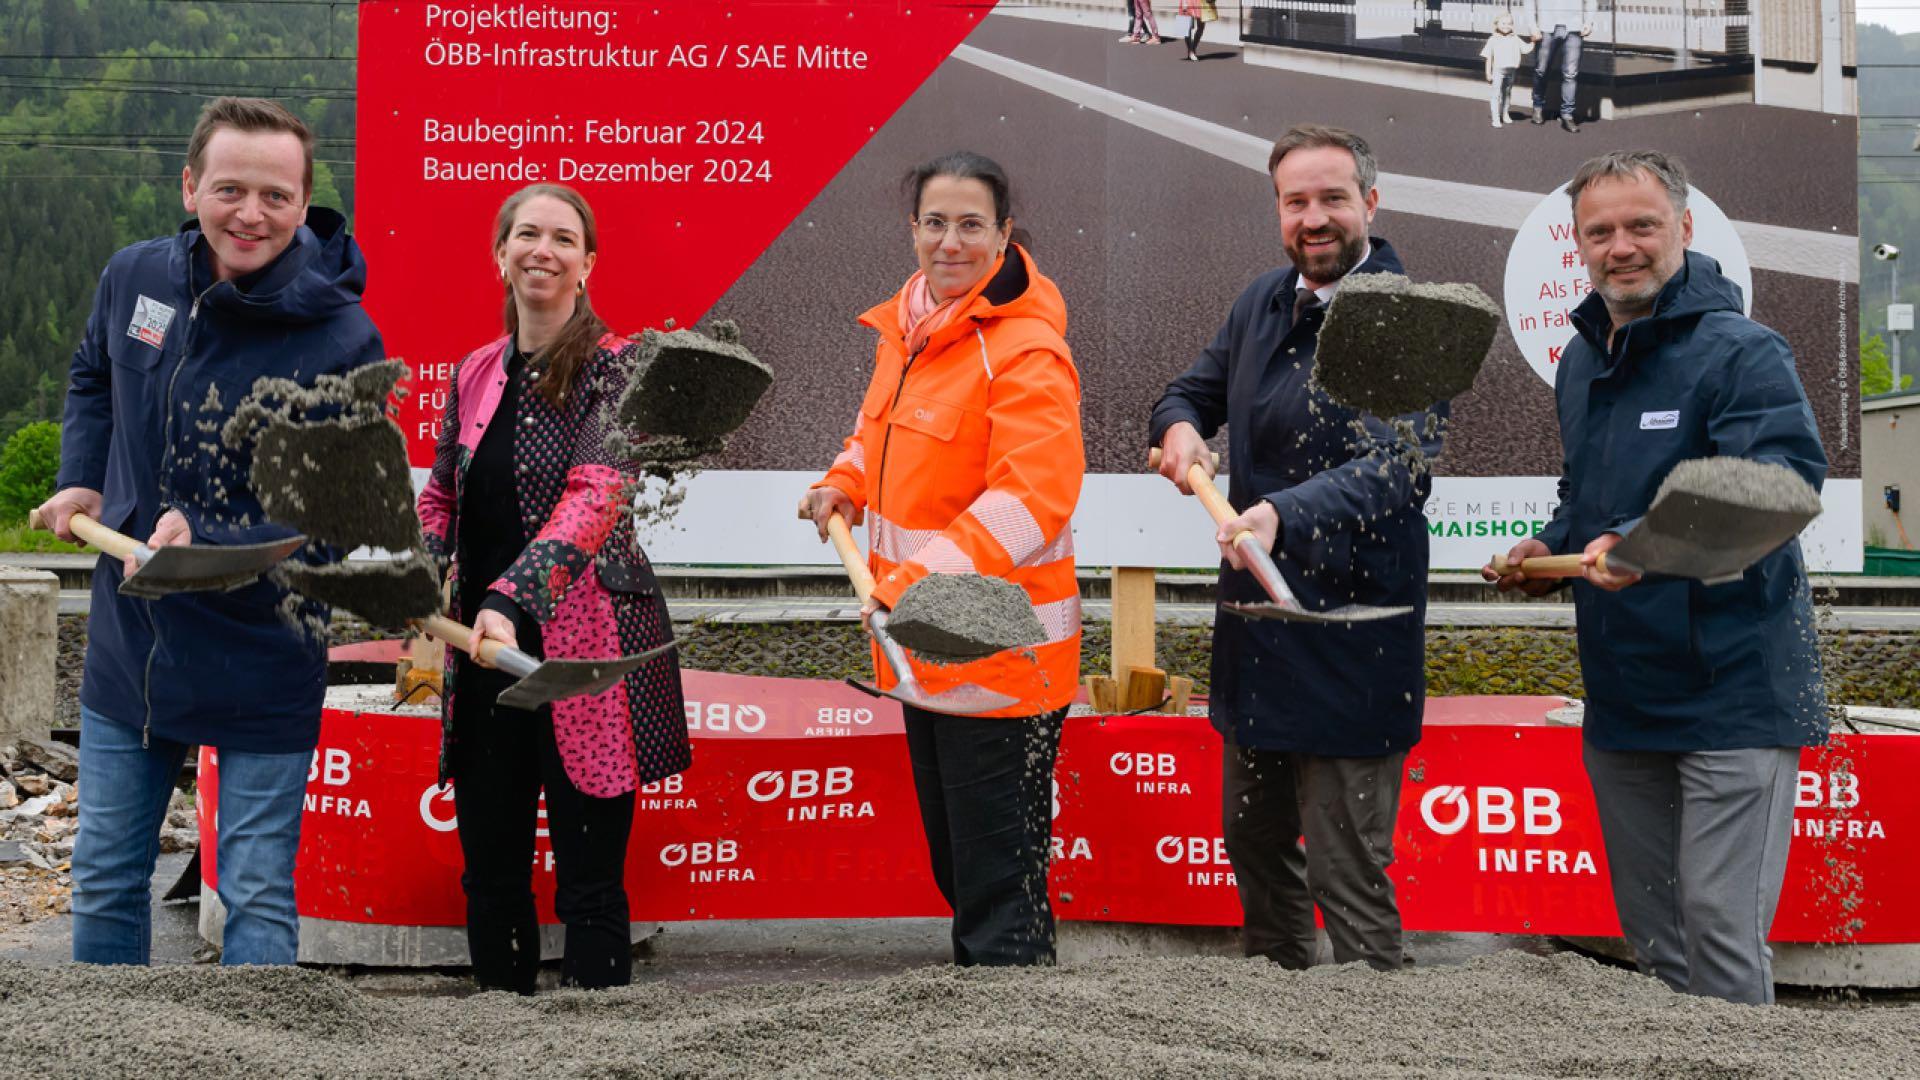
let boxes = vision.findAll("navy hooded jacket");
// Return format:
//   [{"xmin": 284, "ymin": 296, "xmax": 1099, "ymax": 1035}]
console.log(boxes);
[
  {"xmin": 1540, "ymin": 250, "xmax": 1828, "ymax": 752},
  {"xmin": 56, "ymin": 208, "xmax": 384, "ymax": 753},
  {"xmin": 1149, "ymin": 239, "xmax": 1446, "ymax": 757}
]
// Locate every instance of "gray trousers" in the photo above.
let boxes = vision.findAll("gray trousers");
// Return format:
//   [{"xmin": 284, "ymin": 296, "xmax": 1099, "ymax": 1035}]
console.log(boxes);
[
  {"xmin": 1583, "ymin": 743, "xmax": 1800, "ymax": 1005},
  {"xmin": 1221, "ymin": 743, "xmax": 1406, "ymax": 972}
]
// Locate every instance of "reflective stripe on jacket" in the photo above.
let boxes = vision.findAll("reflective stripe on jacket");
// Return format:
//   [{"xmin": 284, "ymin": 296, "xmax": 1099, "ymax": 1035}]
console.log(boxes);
[{"xmin": 815, "ymin": 244, "xmax": 1083, "ymax": 717}]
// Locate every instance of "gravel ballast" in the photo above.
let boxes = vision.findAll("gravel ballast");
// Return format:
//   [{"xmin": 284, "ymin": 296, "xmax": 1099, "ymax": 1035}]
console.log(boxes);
[{"xmin": 2, "ymin": 951, "xmax": 1911, "ymax": 1078}]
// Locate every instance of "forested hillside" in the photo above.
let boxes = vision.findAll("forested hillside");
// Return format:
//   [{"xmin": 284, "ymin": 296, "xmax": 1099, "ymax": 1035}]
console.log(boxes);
[{"xmin": 0, "ymin": 0, "xmax": 356, "ymax": 442}]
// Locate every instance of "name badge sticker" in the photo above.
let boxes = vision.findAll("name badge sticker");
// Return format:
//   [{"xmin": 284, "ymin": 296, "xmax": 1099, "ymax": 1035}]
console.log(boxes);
[
  {"xmin": 1639, "ymin": 410, "xmax": 1679, "ymax": 431},
  {"xmin": 126, "ymin": 295, "xmax": 176, "ymax": 349}
]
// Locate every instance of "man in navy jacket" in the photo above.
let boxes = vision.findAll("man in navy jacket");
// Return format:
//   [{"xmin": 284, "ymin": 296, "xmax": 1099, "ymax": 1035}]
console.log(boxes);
[
  {"xmin": 1487, "ymin": 150, "xmax": 1826, "ymax": 1004},
  {"xmin": 1150, "ymin": 125, "xmax": 1443, "ymax": 972},
  {"xmin": 35, "ymin": 97, "xmax": 383, "ymax": 965}
]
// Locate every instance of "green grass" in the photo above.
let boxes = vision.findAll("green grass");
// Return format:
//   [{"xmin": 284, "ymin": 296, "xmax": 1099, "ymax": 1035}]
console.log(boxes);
[{"xmin": 0, "ymin": 521, "xmax": 86, "ymax": 554}]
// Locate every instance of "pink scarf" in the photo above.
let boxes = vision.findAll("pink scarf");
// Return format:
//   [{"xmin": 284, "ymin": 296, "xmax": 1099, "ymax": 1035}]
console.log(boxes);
[{"xmin": 896, "ymin": 272, "xmax": 962, "ymax": 359}]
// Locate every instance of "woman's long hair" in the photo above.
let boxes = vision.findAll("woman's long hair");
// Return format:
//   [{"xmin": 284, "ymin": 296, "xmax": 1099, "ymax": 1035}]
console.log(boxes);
[{"xmin": 493, "ymin": 182, "xmax": 607, "ymax": 407}]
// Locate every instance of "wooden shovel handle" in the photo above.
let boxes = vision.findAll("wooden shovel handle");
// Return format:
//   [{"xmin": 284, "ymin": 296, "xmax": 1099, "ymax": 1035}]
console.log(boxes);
[
  {"xmin": 28, "ymin": 508, "xmax": 141, "ymax": 560},
  {"xmin": 798, "ymin": 500, "xmax": 874, "ymax": 602},
  {"xmin": 825, "ymin": 514, "xmax": 875, "ymax": 603},
  {"xmin": 1146, "ymin": 448, "xmax": 1253, "ymax": 547},
  {"xmin": 419, "ymin": 613, "xmax": 515, "ymax": 668},
  {"xmin": 1490, "ymin": 552, "xmax": 1609, "ymax": 580}
]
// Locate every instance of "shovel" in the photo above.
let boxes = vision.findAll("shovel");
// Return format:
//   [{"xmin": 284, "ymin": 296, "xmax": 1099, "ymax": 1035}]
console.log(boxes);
[
  {"xmin": 1150, "ymin": 450, "xmax": 1413, "ymax": 624},
  {"xmin": 28, "ymin": 508, "xmax": 304, "ymax": 600},
  {"xmin": 419, "ymin": 613, "xmax": 678, "ymax": 712},
  {"xmin": 1490, "ymin": 457, "xmax": 1824, "ymax": 587},
  {"xmin": 276, "ymin": 554, "xmax": 673, "ymax": 711},
  {"xmin": 811, "ymin": 509, "xmax": 1018, "ymax": 715}
]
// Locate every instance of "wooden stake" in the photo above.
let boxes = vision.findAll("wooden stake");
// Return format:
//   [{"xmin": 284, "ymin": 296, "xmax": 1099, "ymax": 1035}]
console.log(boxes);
[
  {"xmin": 1124, "ymin": 666, "xmax": 1167, "ymax": 712},
  {"xmin": 1110, "ymin": 566, "xmax": 1157, "ymax": 685},
  {"xmin": 1165, "ymin": 676, "xmax": 1194, "ymax": 715}
]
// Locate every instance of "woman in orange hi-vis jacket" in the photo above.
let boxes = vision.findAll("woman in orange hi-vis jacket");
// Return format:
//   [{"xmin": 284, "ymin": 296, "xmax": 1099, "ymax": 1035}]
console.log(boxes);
[{"xmin": 800, "ymin": 151, "xmax": 1084, "ymax": 966}]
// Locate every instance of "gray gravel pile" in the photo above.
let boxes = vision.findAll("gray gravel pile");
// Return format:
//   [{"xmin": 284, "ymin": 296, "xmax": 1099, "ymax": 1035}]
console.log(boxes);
[
  {"xmin": 3, "ymin": 951, "xmax": 1909, "ymax": 1077},
  {"xmin": 224, "ymin": 359, "xmax": 422, "ymax": 553},
  {"xmin": 1658, "ymin": 456, "xmax": 1825, "ymax": 518},
  {"xmin": 276, "ymin": 554, "xmax": 443, "ymax": 632},
  {"xmin": 618, "ymin": 320, "xmax": 773, "ymax": 442},
  {"xmin": 888, "ymin": 573, "xmax": 1044, "ymax": 662},
  {"xmin": 1313, "ymin": 274, "xmax": 1500, "ymax": 418},
  {"xmin": 249, "ymin": 416, "xmax": 421, "ymax": 554}
]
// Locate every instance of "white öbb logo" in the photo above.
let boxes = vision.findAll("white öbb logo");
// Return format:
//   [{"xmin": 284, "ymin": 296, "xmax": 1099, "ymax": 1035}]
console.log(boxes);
[
  {"xmin": 685, "ymin": 700, "xmax": 767, "ymax": 733},
  {"xmin": 913, "ymin": 407, "xmax": 935, "ymax": 422},
  {"xmin": 1418, "ymin": 785, "xmax": 1563, "ymax": 836},
  {"xmin": 747, "ymin": 767, "xmax": 854, "ymax": 802},
  {"xmin": 660, "ymin": 839, "xmax": 754, "ymax": 882},
  {"xmin": 1639, "ymin": 410, "xmax": 1680, "ymax": 430},
  {"xmin": 419, "ymin": 783, "xmax": 458, "ymax": 832},
  {"xmin": 127, "ymin": 295, "xmax": 176, "ymax": 349}
]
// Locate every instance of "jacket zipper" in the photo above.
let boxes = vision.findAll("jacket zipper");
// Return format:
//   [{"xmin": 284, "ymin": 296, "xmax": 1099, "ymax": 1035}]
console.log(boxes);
[
  {"xmin": 142, "ymin": 283, "xmax": 216, "ymax": 747},
  {"xmin": 870, "ymin": 341, "xmax": 925, "ymax": 523}
]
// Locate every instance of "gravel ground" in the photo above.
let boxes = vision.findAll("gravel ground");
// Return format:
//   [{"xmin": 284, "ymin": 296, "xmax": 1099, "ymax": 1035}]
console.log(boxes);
[{"xmin": 3, "ymin": 950, "xmax": 1913, "ymax": 1078}]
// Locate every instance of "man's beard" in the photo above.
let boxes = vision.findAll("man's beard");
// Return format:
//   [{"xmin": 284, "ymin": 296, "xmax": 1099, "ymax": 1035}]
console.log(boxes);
[
  {"xmin": 1288, "ymin": 228, "xmax": 1367, "ymax": 285},
  {"xmin": 1595, "ymin": 252, "xmax": 1680, "ymax": 312}
]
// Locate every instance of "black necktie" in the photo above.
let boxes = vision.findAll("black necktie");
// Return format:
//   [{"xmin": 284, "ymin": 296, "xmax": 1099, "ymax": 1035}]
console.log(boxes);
[{"xmin": 1295, "ymin": 287, "xmax": 1322, "ymax": 315}]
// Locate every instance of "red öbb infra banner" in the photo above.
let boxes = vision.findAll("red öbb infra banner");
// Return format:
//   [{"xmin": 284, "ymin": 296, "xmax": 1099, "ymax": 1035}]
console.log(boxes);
[{"xmin": 201, "ymin": 678, "xmax": 1920, "ymax": 944}]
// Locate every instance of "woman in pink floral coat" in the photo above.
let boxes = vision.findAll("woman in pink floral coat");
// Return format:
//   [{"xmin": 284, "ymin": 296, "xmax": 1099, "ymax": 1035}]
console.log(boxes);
[{"xmin": 417, "ymin": 183, "xmax": 686, "ymax": 994}]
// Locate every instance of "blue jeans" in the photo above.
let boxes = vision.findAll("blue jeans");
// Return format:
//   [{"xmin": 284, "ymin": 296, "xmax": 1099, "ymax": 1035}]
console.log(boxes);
[
  {"xmin": 71, "ymin": 706, "xmax": 309, "ymax": 965},
  {"xmin": 1532, "ymin": 28, "xmax": 1583, "ymax": 119}
]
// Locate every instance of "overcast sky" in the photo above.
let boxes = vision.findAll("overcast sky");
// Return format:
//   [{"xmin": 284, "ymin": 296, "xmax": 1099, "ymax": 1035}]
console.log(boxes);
[{"xmin": 1859, "ymin": 2, "xmax": 1920, "ymax": 35}]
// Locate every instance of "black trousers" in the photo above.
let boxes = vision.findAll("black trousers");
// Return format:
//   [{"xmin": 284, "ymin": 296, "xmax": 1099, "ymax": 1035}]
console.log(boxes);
[
  {"xmin": 902, "ymin": 705, "xmax": 1066, "ymax": 966},
  {"xmin": 450, "ymin": 670, "xmax": 635, "ymax": 993},
  {"xmin": 1221, "ymin": 742, "xmax": 1406, "ymax": 972}
]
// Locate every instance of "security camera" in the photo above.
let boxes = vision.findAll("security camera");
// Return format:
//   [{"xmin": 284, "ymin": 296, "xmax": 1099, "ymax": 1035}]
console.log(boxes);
[{"xmin": 1875, "ymin": 243, "xmax": 1901, "ymax": 261}]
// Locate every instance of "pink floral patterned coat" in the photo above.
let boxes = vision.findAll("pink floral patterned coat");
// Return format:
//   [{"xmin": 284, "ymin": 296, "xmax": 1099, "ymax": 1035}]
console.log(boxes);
[{"xmin": 418, "ymin": 334, "xmax": 689, "ymax": 797}]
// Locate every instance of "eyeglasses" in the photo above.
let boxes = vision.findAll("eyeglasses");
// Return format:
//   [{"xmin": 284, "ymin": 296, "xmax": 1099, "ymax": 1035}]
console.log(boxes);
[{"xmin": 913, "ymin": 215, "xmax": 999, "ymax": 245}]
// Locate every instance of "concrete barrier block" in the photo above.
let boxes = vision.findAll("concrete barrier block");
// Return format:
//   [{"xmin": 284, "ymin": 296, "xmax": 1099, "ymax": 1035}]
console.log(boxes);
[{"xmin": 0, "ymin": 568, "xmax": 59, "ymax": 747}]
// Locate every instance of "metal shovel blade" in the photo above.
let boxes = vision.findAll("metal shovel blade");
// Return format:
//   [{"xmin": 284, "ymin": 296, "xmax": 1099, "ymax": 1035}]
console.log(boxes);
[
  {"xmin": 1605, "ymin": 461, "xmax": 1823, "ymax": 586},
  {"xmin": 844, "ymin": 611, "xmax": 1019, "ymax": 716},
  {"xmin": 845, "ymin": 677, "xmax": 1021, "ymax": 715},
  {"xmin": 119, "ymin": 534, "xmax": 309, "ymax": 599},
  {"xmin": 1223, "ymin": 600, "xmax": 1415, "ymax": 623},
  {"xmin": 1221, "ymin": 537, "xmax": 1414, "ymax": 624},
  {"xmin": 496, "ymin": 639, "xmax": 679, "ymax": 711}
]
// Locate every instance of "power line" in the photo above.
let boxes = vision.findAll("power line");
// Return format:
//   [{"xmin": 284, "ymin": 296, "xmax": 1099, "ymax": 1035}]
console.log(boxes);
[
  {"xmin": 0, "ymin": 132, "xmax": 355, "ymax": 143},
  {"xmin": 0, "ymin": 53, "xmax": 350, "ymax": 61},
  {"xmin": 0, "ymin": 138, "xmax": 354, "ymax": 165}
]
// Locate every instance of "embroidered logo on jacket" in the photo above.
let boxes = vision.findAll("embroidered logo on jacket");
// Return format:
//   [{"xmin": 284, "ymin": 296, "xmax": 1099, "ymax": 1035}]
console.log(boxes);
[
  {"xmin": 1639, "ymin": 410, "xmax": 1679, "ymax": 430},
  {"xmin": 127, "ymin": 296, "xmax": 176, "ymax": 349}
]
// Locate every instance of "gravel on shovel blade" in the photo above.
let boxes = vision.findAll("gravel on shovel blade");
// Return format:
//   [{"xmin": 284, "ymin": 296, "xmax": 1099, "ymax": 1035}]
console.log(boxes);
[
  {"xmin": 1312, "ymin": 273, "xmax": 1501, "ymax": 418},
  {"xmin": 618, "ymin": 323, "xmax": 773, "ymax": 442},
  {"xmin": 888, "ymin": 572, "xmax": 1044, "ymax": 663},
  {"xmin": 1655, "ymin": 456, "xmax": 1826, "ymax": 519},
  {"xmin": 251, "ymin": 415, "xmax": 423, "ymax": 553},
  {"xmin": 278, "ymin": 553, "xmax": 443, "ymax": 631}
]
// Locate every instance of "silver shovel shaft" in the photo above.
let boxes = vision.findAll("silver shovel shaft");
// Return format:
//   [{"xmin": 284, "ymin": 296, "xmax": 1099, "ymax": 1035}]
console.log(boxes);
[
  {"xmin": 810, "ymin": 510, "xmax": 1020, "ymax": 716},
  {"xmin": 1162, "ymin": 461, "xmax": 1412, "ymax": 625},
  {"xmin": 852, "ymin": 612, "xmax": 1019, "ymax": 716},
  {"xmin": 1236, "ymin": 535, "xmax": 1307, "ymax": 613}
]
